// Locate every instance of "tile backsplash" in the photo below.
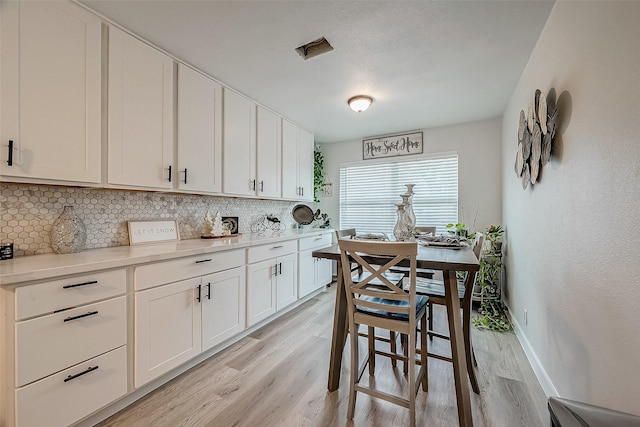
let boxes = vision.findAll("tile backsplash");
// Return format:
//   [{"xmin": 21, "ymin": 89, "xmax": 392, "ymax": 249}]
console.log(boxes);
[{"xmin": 0, "ymin": 183, "xmax": 304, "ymax": 257}]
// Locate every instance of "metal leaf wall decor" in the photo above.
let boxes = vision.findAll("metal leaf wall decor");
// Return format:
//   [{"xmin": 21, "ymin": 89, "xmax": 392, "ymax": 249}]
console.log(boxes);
[{"xmin": 515, "ymin": 89, "xmax": 558, "ymax": 190}]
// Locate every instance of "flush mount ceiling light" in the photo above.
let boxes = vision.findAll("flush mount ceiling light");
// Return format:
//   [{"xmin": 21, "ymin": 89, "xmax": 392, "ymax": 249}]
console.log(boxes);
[{"xmin": 348, "ymin": 95, "xmax": 373, "ymax": 113}]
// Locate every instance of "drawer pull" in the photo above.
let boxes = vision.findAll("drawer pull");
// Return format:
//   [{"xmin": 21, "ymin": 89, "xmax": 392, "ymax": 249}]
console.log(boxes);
[
  {"xmin": 62, "ymin": 280, "xmax": 98, "ymax": 289},
  {"xmin": 314, "ymin": 237, "xmax": 323, "ymax": 241},
  {"xmin": 63, "ymin": 311, "xmax": 99, "ymax": 323},
  {"xmin": 271, "ymin": 245, "xmax": 283, "ymax": 249},
  {"xmin": 64, "ymin": 365, "xmax": 99, "ymax": 383},
  {"xmin": 195, "ymin": 259, "xmax": 212, "ymax": 264},
  {"xmin": 206, "ymin": 283, "xmax": 211, "ymax": 300}
]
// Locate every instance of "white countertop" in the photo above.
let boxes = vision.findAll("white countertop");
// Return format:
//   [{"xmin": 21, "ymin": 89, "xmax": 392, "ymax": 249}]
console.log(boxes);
[{"xmin": 0, "ymin": 229, "xmax": 333, "ymax": 286}]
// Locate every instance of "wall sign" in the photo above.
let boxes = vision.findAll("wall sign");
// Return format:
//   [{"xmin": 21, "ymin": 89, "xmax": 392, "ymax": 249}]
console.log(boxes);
[
  {"xmin": 362, "ymin": 131, "xmax": 423, "ymax": 160},
  {"xmin": 127, "ymin": 220, "xmax": 179, "ymax": 245}
]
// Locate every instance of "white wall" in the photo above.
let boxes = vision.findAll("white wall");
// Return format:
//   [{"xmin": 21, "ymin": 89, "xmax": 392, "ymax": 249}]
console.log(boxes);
[
  {"xmin": 502, "ymin": 1, "xmax": 640, "ymax": 415},
  {"xmin": 318, "ymin": 118, "xmax": 503, "ymax": 233}
]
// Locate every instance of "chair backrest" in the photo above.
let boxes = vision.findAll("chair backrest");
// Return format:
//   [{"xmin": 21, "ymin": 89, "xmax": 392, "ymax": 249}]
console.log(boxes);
[
  {"xmin": 473, "ymin": 232, "xmax": 484, "ymax": 259},
  {"xmin": 338, "ymin": 239, "xmax": 417, "ymax": 322},
  {"xmin": 335, "ymin": 228, "xmax": 357, "ymax": 240},
  {"xmin": 414, "ymin": 226, "xmax": 436, "ymax": 235}
]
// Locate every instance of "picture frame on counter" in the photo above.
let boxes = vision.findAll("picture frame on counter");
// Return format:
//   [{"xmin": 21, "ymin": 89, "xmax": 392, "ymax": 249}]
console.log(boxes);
[{"xmin": 127, "ymin": 220, "xmax": 180, "ymax": 245}]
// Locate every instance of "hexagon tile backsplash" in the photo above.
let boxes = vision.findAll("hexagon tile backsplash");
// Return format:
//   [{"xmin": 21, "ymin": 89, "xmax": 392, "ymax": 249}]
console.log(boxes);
[{"xmin": 0, "ymin": 183, "xmax": 301, "ymax": 257}]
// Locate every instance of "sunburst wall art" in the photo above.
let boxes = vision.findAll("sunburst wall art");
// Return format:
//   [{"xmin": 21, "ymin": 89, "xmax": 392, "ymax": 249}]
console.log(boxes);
[{"xmin": 515, "ymin": 89, "xmax": 558, "ymax": 190}]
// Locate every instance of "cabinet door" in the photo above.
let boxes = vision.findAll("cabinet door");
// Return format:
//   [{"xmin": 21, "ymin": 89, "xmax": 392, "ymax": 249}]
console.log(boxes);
[
  {"xmin": 316, "ymin": 258, "xmax": 333, "ymax": 289},
  {"xmin": 177, "ymin": 64, "xmax": 222, "ymax": 194},
  {"xmin": 246, "ymin": 259, "xmax": 277, "ymax": 327},
  {"xmin": 256, "ymin": 106, "xmax": 281, "ymax": 198},
  {"xmin": 223, "ymin": 89, "xmax": 256, "ymax": 196},
  {"xmin": 298, "ymin": 249, "xmax": 317, "ymax": 299},
  {"xmin": 0, "ymin": 1, "xmax": 101, "ymax": 183},
  {"xmin": 134, "ymin": 277, "xmax": 202, "ymax": 387},
  {"xmin": 201, "ymin": 267, "xmax": 246, "ymax": 352},
  {"xmin": 108, "ymin": 26, "xmax": 174, "ymax": 189},
  {"xmin": 281, "ymin": 119, "xmax": 299, "ymax": 199},
  {"xmin": 276, "ymin": 253, "xmax": 297, "ymax": 310},
  {"xmin": 298, "ymin": 128, "xmax": 315, "ymax": 202}
]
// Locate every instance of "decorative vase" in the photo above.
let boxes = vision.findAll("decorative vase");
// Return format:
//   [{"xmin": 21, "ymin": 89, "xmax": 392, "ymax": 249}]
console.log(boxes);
[
  {"xmin": 404, "ymin": 183, "xmax": 415, "ymax": 196},
  {"xmin": 50, "ymin": 205, "xmax": 86, "ymax": 254},
  {"xmin": 400, "ymin": 193, "xmax": 416, "ymax": 233},
  {"xmin": 393, "ymin": 203, "xmax": 412, "ymax": 242}
]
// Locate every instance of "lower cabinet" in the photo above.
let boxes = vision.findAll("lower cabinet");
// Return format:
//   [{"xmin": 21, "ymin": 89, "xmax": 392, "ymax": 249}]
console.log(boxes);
[
  {"xmin": 247, "ymin": 253, "xmax": 297, "ymax": 327},
  {"xmin": 134, "ymin": 266, "xmax": 246, "ymax": 387},
  {"xmin": 298, "ymin": 250, "xmax": 333, "ymax": 298}
]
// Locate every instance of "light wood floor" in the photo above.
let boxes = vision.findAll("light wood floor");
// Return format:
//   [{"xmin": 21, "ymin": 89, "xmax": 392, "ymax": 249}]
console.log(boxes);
[{"xmin": 97, "ymin": 284, "xmax": 548, "ymax": 427}]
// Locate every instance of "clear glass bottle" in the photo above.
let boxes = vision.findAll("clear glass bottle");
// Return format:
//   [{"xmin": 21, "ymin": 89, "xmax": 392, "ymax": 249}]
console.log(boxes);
[
  {"xmin": 393, "ymin": 203, "xmax": 411, "ymax": 242},
  {"xmin": 50, "ymin": 205, "xmax": 87, "ymax": 254},
  {"xmin": 400, "ymin": 193, "xmax": 416, "ymax": 233}
]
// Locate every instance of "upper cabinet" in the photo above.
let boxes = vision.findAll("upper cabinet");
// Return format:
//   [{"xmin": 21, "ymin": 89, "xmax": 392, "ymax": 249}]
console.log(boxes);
[
  {"xmin": 177, "ymin": 64, "xmax": 222, "ymax": 194},
  {"xmin": 282, "ymin": 120, "xmax": 314, "ymax": 201},
  {"xmin": 107, "ymin": 26, "xmax": 174, "ymax": 190},
  {"xmin": 0, "ymin": 1, "xmax": 102, "ymax": 184},
  {"xmin": 222, "ymin": 89, "xmax": 257, "ymax": 197},
  {"xmin": 256, "ymin": 106, "xmax": 281, "ymax": 199}
]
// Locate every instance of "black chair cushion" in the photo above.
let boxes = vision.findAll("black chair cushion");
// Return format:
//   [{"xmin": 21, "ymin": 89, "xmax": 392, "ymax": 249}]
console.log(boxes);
[{"xmin": 356, "ymin": 295, "xmax": 429, "ymax": 320}]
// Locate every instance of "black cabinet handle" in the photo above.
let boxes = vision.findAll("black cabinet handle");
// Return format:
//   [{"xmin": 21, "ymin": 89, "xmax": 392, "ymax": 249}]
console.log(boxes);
[
  {"xmin": 63, "ymin": 311, "xmax": 99, "ymax": 322},
  {"xmin": 195, "ymin": 259, "xmax": 212, "ymax": 264},
  {"xmin": 251, "ymin": 179, "xmax": 256, "ymax": 191},
  {"xmin": 273, "ymin": 264, "xmax": 278, "ymax": 276},
  {"xmin": 279, "ymin": 262, "xmax": 282, "ymax": 275},
  {"xmin": 206, "ymin": 283, "xmax": 211, "ymax": 300},
  {"xmin": 301, "ymin": 187, "xmax": 304, "ymax": 196},
  {"xmin": 64, "ymin": 365, "xmax": 99, "ymax": 383},
  {"xmin": 7, "ymin": 140, "xmax": 13, "ymax": 166},
  {"xmin": 167, "ymin": 165, "xmax": 172, "ymax": 182},
  {"xmin": 183, "ymin": 168, "xmax": 188, "ymax": 184},
  {"xmin": 196, "ymin": 284, "xmax": 202, "ymax": 302},
  {"xmin": 63, "ymin": 280, "xmax": 98, "ymax": 289},
  {"xmin": 260, "ymin": 180, "xmax": 264, "ymax": 192},
  {"xmin": 271, "ymin": 245, "xmax": 283, "ymax": 249}
]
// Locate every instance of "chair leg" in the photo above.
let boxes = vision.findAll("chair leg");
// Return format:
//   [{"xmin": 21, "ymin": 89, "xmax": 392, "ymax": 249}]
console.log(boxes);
[
  {"xmin": 408, "ymin": 330, "xmax": 417, "ymax": 427},
  {"xmin": 390, "ymin": 331, "xmax": 397, "ymax": 368},
  {"xmin": 463, "ymin": 299, "xmax": 480, "ymax": 394},
  {"xmin": 368, "ymin": 326, "xmax": 375, "ymax": 375},
  {"xmin": 427, "ymin": 301, "xmax": 434, "ymax": 341},
  {"xmin": 420, "ymin": 315, "xmax": 428, "ymax": 392},
  {"xmin": 347, "ymin": 322, "xmax": 359, "ymax": 420},
  {"xmin": 401, "ymin": 334, "xmax": 408, "ymax": 375}
]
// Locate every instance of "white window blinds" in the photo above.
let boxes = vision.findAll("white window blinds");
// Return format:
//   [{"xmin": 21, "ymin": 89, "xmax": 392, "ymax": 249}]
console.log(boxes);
[{"xmin": 339, "ymin": 154, "xmax": 458, "ymax": 235}]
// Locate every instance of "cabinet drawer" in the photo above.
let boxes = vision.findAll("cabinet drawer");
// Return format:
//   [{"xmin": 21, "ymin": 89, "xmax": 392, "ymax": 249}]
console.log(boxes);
[
  {"xmin": 16, "ymin": 346, "xmax": 127, "ymax": 427},
  {"xmin": 134, "ymin": 249, "xmax": 244, "ymax": 291},
  {"xmin": 16, "ymin": 296, "xmax": 127, "ymax": 387},
  {"xmin": 298, "ymin": 233, "xmax": 332, "ymax": 251},
  {"xmin": 247, "ymin": 240, "xmax": 297, "ymax": 264},
  {"xmin": 15, "ymin": 268, "xmax": 126, "ymax": 320}
]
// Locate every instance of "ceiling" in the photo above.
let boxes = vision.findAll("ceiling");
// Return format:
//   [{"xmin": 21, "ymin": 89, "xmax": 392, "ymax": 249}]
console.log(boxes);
[{"xmin": 81, "ymin": 0, "xmax": 555, "ymax": 143}]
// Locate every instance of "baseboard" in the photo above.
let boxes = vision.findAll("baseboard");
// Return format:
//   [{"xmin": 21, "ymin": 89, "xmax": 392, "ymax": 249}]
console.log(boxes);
[{"xmin": 507, "ymin": 308, "xmax": 558, "ymax": 398}]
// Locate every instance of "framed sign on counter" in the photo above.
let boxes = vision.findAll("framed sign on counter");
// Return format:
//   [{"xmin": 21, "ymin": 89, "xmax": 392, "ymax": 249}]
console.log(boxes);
[{"xmin": 128, "ymin": 220, "xmax": 179, "ymax": 245}]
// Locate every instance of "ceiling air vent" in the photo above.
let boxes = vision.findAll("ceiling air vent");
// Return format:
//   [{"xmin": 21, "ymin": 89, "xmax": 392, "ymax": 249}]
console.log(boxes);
[{"xmin": 295, "ymin": 37, "xmax": 334, "ymax": 60}]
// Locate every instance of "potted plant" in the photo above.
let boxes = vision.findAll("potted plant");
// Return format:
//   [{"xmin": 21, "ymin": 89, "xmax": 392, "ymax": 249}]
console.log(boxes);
[
  {"xmin": 485, "ymin": 225, "xmax": 504, "ymax": 252},
  {"xmin": 446, "ymin": 222, "xmax": 468, "ymax": 238}
]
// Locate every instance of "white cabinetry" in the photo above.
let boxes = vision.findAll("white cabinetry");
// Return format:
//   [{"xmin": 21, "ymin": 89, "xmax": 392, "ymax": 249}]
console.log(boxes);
[
  {"xmin": 298, "ymin": 232, "xmax": 333, "ymax": 298},
  {"xmin": 282, "ymin": 119, "xmax": 314, "ymax": 201},
  {"xmin": 223, "ymin": 89, "xmax": 256, "ymax": 196},
  {"xmin": 8, "ymin": 269, "xmax": 128, "ymax": 427},
  {"xmin": 0, "ymin": 1, "xmax": 102, "ymax": 184},
  {"xmin": 133, "ymin": 250, "xmax": 245, "ymax": 387},
  {"xmin": 246, "ymin": 240, "xmax": 298, "ymax": 326},
  {"xmin": 108, "ymin": 26, "xmax": 174, "ymax": 190},
  {"xmin": 256, "ymin": 106, "xmax": 282, "ymax": 198},
  {"xmin": 177, "ymin": 64, "xmax": 222, "ymax": 194}
]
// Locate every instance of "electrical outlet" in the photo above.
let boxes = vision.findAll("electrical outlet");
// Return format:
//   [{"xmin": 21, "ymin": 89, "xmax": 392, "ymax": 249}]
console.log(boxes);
[{"xmin": 524, "ymin": 309, "xmax": 528, "ymax": 325}]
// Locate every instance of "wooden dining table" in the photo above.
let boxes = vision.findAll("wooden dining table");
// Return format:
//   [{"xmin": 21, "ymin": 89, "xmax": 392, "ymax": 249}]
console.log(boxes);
[{"xmin": 312, "ymin": 242, "xmax": 480, "ymax": 427}]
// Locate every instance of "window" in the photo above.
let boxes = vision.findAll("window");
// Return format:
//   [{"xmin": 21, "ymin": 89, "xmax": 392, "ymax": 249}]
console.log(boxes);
[{"xmin": 339, "ymin": 153, "xmax": 458, "ymax": 234}]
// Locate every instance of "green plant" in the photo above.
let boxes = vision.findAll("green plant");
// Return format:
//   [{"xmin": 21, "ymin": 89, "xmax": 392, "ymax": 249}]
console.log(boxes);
[
  {"xmin": 313, "ymin": 150, "xmax": 324, "ymax": 203},
  {"xmin": 485, "ymin": 224, "xmax": 504, "ymax": 251},
  {"xmin": 473, "ymin": 299, "xmax": 512, "ymax": 331}
]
